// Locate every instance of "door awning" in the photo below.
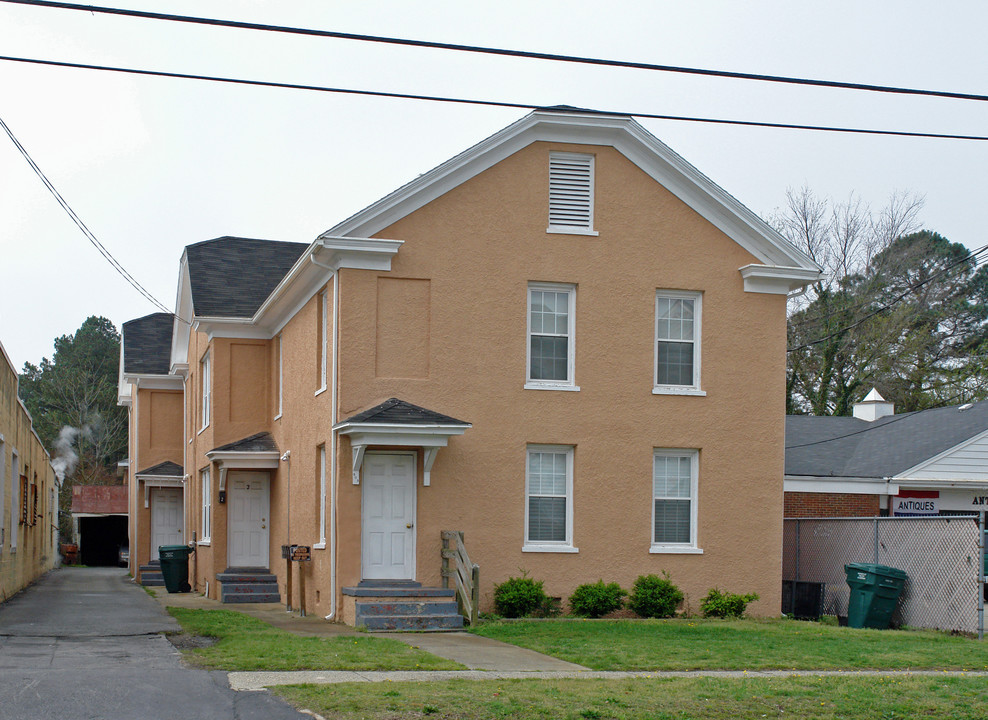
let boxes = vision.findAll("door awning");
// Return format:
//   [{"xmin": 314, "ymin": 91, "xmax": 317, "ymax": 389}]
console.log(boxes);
[
  {"xmin": 334, "ymin": 398, "xmax": 471, "ymax": 485},
  {"xmin": 135, "ymin": 460, "xmax": 184, "ymax": 508},
  {"xmin": 206, "ymin": 432, "xmax": 281, "ymax": 497}
]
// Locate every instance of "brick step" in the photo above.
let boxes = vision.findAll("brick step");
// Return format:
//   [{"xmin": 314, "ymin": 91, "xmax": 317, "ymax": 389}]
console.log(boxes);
[
  {"xmin": 217, "ymin": 572, "xmax": 277, "ymax": 584},
  {"xmin": 356, "ymin": 601, "xmax": 460, "ymax": 618},
  {"xmin": 359, "ymin": 613, "xmax": 464, "ymax": 632}
]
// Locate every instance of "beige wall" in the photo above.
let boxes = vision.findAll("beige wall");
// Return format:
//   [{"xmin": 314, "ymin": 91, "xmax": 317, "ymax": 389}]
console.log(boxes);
[
  {"xmin": 166, "ymin": 139, "xmax": 789, "ymax": 619},
  {"xmin": 0, "ymin": 343, "xmax": 58, "ymax": 601}
]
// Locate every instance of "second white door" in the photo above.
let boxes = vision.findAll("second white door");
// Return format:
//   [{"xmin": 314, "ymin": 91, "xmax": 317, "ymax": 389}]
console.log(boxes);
[
  {"xmin": 361, "ymin": 452, "xmax": 416, "ymax": 580},
  {"xmin": 228, "ymin": 472, "xmax": 270, "ymax": 568}
]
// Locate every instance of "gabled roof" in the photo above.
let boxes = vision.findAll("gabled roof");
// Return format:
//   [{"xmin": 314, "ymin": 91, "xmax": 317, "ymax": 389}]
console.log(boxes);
[
  {"xmin": 185, "ymin": 237, "xmax": 308, "ymax": 318},
  {"xmin": 786, "ymin": 400, "xmax": 988, "ymax": 479},
  {"xmin": 209, "ymin": 432, "xmax": 279, "ymax": 454},
  {"xmin": 122, "ymin": 313, "xmax": 173, "ymax": 375},
  {"xmin": 324, "ymin": 108, "xmax": 821, "ymax": 285},
  {"xmin": 339, "ymin": 398, "xmax": 470, "ymax": 427},
  {"xmin": 135, "ymin": 460, "xmax": 184, "ymax": 477}
]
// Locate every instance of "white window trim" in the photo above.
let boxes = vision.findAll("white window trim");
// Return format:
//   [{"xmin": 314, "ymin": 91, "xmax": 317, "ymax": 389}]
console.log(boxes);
[
  {"xmin": 314, "ymin": 444, "xmax": 327, "ymax": 549},
  {"xmin": 523, "ymin": 444, "xmax": 578, "ymax": 553},
  {"xmin": 547, "ymin": 151, "xmax": 599, "ymax": 236},
  {"xmin": 526, "ymin": 282, "xmax": 579, "ymax": 391},
  {"xmin": 200, "ymin": 352, "xmax": 211, "ymax": 432},
  {"xmin": 275, "ymin": 334, "xmax": 283, "ymax": 420},
  {"xmin": 653, "ymin": 290, "xmax": 704, "ymax": 395},
  {"xmin": 316, "ymin": 291, "xmax": 328, "ymax": 395},
  {"xmin": 200, "ymin": 468, "xmax": 212, "ymax": 544},
  {"xmin": 650, "ymin": 448, "xmax": 701, "ymax": 553}
]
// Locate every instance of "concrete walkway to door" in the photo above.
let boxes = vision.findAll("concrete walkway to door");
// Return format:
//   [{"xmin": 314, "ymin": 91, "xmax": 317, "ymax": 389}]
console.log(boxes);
[{"xmin": 151, "ymin": 588, "xmax": 586, "ymax": 672}]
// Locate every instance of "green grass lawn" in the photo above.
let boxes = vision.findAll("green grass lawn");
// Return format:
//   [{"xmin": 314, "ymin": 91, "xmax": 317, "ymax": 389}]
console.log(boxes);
[
  {"xmin": 470, "ymin": 618, "xmax": 988, "ymax": 671},
  {"xmin": 166, "ymin": 608, "xmax": 464, "ymax": 671},
  {"xmin": 274, "ymin": 675, "xmax": 988, "ymax": 720}
]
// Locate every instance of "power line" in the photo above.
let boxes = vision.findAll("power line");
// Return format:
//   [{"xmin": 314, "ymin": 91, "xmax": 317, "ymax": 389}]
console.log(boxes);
[
  {"xmin": 3, "ymin": 54, "xmax": 988, "ymax": 142},
  {"xmin": 0, "ymin": 112, "xmax": 184, "ymax": 321},
  {"xmin": 787, "ymin": 244, "xmax": 988, "ymax": 352},
  {"xmin": 6, "ymin": 0, "xmax": 988, "ymax": 104},
  {"xmin": 785, "ymin": 410, "xmax": 919, "ymax": 449}
]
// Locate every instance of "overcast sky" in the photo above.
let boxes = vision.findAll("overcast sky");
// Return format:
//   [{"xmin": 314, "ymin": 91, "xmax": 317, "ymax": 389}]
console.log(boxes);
[{"xmin": 1, "ymin": 0, "xmax": 986, "ymax": 370}]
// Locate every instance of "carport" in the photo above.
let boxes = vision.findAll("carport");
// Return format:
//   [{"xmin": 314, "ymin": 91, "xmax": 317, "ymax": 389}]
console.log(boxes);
[{"xmin": 70, "ymin": 485, "xmax": 129, "ymax": 566}]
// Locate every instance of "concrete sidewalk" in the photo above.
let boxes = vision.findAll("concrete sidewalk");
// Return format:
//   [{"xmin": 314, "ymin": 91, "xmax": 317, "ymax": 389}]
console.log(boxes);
[{"xmin": 151, "ymin": 588, "xmax": 585, "ymax": 672}]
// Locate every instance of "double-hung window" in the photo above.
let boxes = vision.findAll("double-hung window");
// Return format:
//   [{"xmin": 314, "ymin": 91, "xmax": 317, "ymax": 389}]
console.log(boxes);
[
  {"xmin": 651, "ymin": 449, "xmax": 700, "ymax": 553},
  {"xmin": 654, "ymin": 291, "xmax": 703, "ymax": 395},
  {"xmin": 526, "ymin": 283, "xmax": 577, "ymax": 390},
  {"xmin": 200, "ymin": 352, "xmax": 211, "ymax": 430},
  {"xmin": 315, "ymin": 445, "xmax": 327, "ymax": 548},
  {"xmin": 200, "ymin": 468, "xmax": 211, "ymax": 543},
  {"xmin": 524, "ymin": 445, "xmax": 577, "ymax": 552}
]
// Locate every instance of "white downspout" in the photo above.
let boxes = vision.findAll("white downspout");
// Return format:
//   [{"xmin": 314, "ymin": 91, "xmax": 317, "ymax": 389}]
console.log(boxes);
[{"xmin": 310, "ymin": 251, "xmax": 340, "ymax": 621}]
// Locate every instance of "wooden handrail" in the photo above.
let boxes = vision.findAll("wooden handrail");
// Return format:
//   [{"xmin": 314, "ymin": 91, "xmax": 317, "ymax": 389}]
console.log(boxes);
[{"xmin": 441, "ymin": 530, "xmax": 479, "ymax": 626}]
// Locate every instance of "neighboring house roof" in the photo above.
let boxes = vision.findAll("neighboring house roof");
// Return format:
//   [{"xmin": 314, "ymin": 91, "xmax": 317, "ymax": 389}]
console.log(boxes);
[
  {"xmin": 70, "ymin": 485, "xmax": 128, "ymax": 514},
  {"xmin": 185, "ymin": 237, "xmax": 308, "ymax": 318},
  {"xmin": 340, "ymin": 398, "xmax": 470, "ymax": 426},
  {"xmin": 135, "ymin": 460, "xmax": 184, "ymax": 477},
  {"xmin": 122, "ymin": 313, "xmax": 173, "ymax": 375},
  {"xmin": 786, "ymin": 400, "xmax": 988, "ymax": 479},
  {"xmin": 209, "ymin": 432, "xmax": 279, "ymax": 454}
]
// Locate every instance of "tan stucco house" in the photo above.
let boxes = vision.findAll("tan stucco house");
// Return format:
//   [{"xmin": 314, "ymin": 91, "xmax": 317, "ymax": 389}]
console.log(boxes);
[{"xmin": 119, "ymin": 108, "xmax": 821, "ymax": 627}]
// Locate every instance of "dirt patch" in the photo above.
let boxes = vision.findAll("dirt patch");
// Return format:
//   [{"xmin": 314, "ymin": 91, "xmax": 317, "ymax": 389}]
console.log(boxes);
[{"xmin": 166, "ymin": 632, "xmax": 218, "ymax": 650}]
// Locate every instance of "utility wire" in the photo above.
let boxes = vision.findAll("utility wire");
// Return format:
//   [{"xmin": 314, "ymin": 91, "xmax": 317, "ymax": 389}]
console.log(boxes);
[
  {"xmin": 787, "ymin": 244, "xmax": 988, "ymax": 352},
  {"xmin": 785, "ymin": 409, "xmax": 919, "ymax": 449},
  {"xmin": 0, "ymin": 113, "xmax": 184, "ymax": 321},
  {"xmin": 6, "ymin": 0, "xmax": 988, "ymax": 104},
  {"xmin": 3, "ymin": 55, "xmax": 988, "ymax": 142}
]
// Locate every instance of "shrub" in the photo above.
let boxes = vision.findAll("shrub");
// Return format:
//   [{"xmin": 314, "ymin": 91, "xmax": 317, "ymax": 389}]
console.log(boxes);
[
  {"xmin": 700, "ymin": 588, "xmax": 760, "ymax": 618},
  {"xmin": 568, "ymin": 580, "xmax": 627, "ymax": 618},
  {"xmin": 628, "ymin": 572, "xmax": 683, "ymax": 618},
  {"xmin": 493, "ymin": 573, "xmax": 549, "ymax": 618}
]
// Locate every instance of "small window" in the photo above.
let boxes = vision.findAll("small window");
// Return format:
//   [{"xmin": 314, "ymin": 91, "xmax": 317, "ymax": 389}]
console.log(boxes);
[
  {"xmin": 316, "ymin": 445, "xmax": 327, "ymax": 547},
  {"xmin": 201, "ymin": 468, "xmax": 211, "ymax": 543},
  {"xmin": 524, "ymin": 445, "xmax": 577, "ymax": 552},
  {"xmin": 30, "ymin": 477, "xmax": 38, "ymax": 527},
  {"xmin": 548, "ymin": 152, "xmax": 597, "ymax": 235},
  {"xmin": 654, "ymin": 291, "xmax": 703, "ymax": 395},
  {"xmin": 526, "ymin": 283, "xmax": 578, "ymax": 390},
  {"xmin": 316, "ymin": 291, "xmax": 328, "ymax": 393},
  {"xmin": 652, "ymin": 450, "xmax": 700, "ymax": 552},
  {"xmin": 19, "ymin": 474, "xmax": 28, "ymax": 525},
  {"xmin": 200, "ymin": 352, "xmax": 211, "ymax": 430}
]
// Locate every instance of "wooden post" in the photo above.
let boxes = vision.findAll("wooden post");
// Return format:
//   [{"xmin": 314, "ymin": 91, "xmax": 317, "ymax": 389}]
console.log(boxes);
[
  {"xmin": 441, "ymin": 532, "xmax": 450, "ymax": 589},
  {"xmin": 286, "ymin": 555, "xmax": 293, "ymax": 612},
  {"xmin": 470, "ymin": 563, "xmax": 480, "ymax": 626}
]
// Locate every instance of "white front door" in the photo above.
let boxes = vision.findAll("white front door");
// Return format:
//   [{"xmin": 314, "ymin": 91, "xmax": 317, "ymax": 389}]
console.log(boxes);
[
  {"xmin": 228, "ymin": 472, "xmax": 270, "ymax": 568},
  {"xmin": 361, "ymin": 452, "xmax": 416, "ymax": 580},
  {"xmin": 151, "ymin": 487, "xmax": 183, "ymax": 559}
]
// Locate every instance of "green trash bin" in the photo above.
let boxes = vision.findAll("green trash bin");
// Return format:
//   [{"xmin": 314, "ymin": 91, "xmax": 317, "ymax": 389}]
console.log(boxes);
[
  {"xmin": 844, "ymin": 563, "xmax": 907, "ymax": 629},
  {"xmin": 158, "ymin": 544, "xmax": 193, "ymax": 593}
]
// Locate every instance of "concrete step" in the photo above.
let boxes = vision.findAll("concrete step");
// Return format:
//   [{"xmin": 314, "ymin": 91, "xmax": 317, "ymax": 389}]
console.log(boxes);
[
  {"xmin": 342, "ymin": 585, "xmax": 455, "ymax": 599},
  {"xmin": 220, "ymin": 582, "xmax": 280, "ymax": 595},
  {"xmin": 356, "ymin": 601, "xmax": 460, "ymax": 618},
  {"xmin": 217, "ymin": 571, "xmax": 277, "ymax": 584},
  {"xmin": 222, "ymin": 591, "xmax": 282, "ymax": 604},
  {"xmin": 359, "ymin": 613, "xmax": 464, "ymax": 631}
]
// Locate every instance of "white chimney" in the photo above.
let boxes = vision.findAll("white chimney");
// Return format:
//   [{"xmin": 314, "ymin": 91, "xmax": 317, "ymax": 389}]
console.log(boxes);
[{"xmin": 853, "ymin": 388, "xmax": 895, "ymax": 421}]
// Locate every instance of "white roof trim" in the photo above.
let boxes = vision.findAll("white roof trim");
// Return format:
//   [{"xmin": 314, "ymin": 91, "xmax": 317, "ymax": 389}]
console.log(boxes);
[
  {"xmin": 784, "ymin": 475, "xmax": 897, "ymax": 495},
  {"xmin": 324, "ymin": 109, "xmax": 821, "ymax": 275},
  {"xmin": 740, "ymin": 264, "xmax": 823, "ymax": 295},
  {"xmin": 204, "ymin": 450, "xmax": 281, "ymax": 469}
]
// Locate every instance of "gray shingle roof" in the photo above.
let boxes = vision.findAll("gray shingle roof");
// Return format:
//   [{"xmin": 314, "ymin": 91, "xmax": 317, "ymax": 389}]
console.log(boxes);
[
  {"xmin": 122, "ymin": 313, "xmax": 173, "ymax": 375},
  {"xmin": 186, "ymin": 237, "xmax": 308, "ymax": 318},
  {"xmin": 341, "ymin": 398, "xmax": 470, "ymax": 426},
  {"xmin": 136, "ymin": 460, "xmax": 184, "ymax": 477},
  {"xmin": 210, "ymin": 432, "xmax": 279, "ymax": 454},
  {"xmin": 786, "ymin": 400, "xmax": 988, "ymax": 478}
]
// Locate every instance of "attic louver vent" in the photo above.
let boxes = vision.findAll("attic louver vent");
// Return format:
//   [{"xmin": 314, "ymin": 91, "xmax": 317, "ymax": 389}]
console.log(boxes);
[{"xmin": 548, "ymin": 152, "xmax": 595, "ymax": 234}]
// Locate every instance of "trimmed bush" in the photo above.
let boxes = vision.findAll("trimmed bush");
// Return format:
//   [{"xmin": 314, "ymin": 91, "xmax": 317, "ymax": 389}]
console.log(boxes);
[
  {"xmin": 628, "ymin": 572, "xmax": 683, "ymax": 618},
  {"xmin": 568, "ymin": 581, "xmax": 627, "ymax": 618},
  {"xmin": 700, "ymin": 588, "xmax": 760, "ymax": 618},
  {"xmin": 493, "ymin": 574, "xmax": 549, "ymax": 618}
]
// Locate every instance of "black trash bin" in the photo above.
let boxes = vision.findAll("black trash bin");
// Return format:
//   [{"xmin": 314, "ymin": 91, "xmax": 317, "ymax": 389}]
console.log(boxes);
[
  {"xmin": 158, "ymin": 544, "xmax": 193, "ymax": 593},
  {"xmin": 844, "ymin": 563, "xmax": 907, "ymax": 629}
]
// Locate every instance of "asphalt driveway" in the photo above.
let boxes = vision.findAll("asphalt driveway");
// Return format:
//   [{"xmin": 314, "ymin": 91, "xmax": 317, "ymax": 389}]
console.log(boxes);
[{"xmin": 0, "ymin": 567, "xmax": 306, "ymax": 720}]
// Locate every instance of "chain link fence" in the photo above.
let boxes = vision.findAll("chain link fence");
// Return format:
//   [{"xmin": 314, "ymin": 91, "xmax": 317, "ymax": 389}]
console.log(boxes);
[{"xmin": 783, "ymin": 515, "xmax": 984, "ymax": 634}]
